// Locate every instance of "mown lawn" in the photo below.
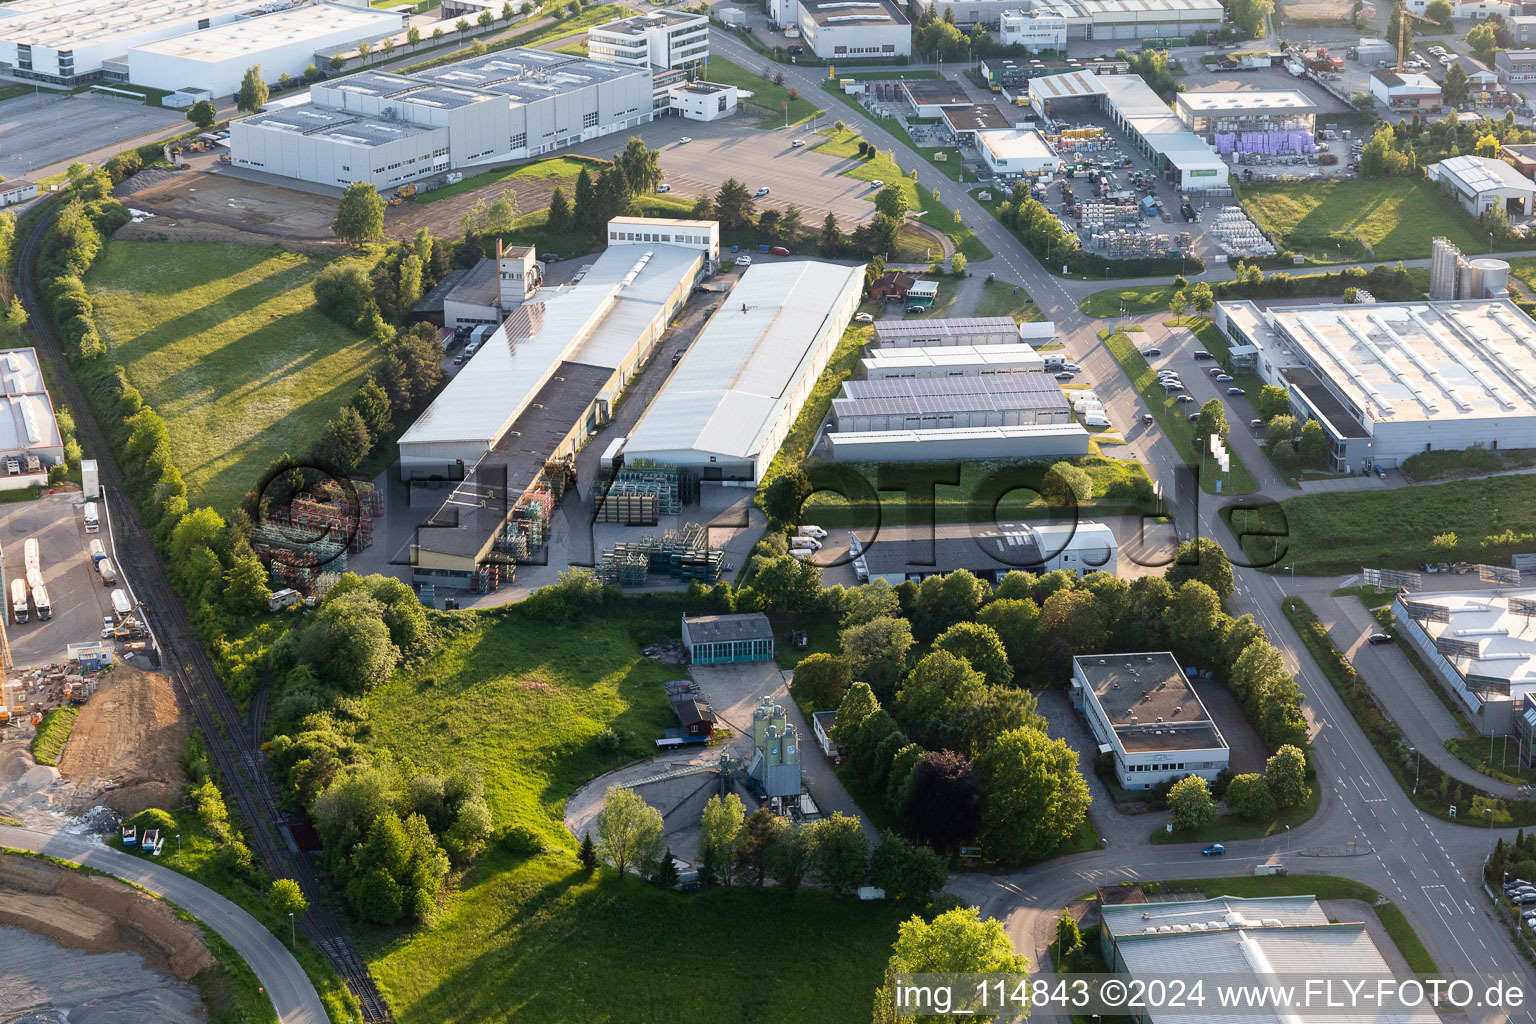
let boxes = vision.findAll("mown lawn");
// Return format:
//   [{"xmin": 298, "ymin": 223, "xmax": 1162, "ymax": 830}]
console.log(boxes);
[
  {"xmin": 414, "ymin": 155, "xmax": 605, "ymax": 203},
  {"xmin": 977, "ymin": 279, "xmax": 1043, "ymax": 322},
  {"xmin": 1239, "ymin": 178, "xmax": 1509, "ymax": 263},
  {"xmin": 1150, "ymin": 784, "xmax": 1320, "ymax": 844},
  {"xmin": 705, "ymin": 55, "xmax": 823, "ymax": 127},
  {"xmin": 1079, "ymin": 284, "xmax": 1178, "ymax": 317},
  {"xmin": 360, "ymin": 600, "xmax": 909, "ymax": 1023},
  {"xmin": 85, "ymin": 242, "xmax": 381, "ymax": 513},
  {"xmin": 1229, "ymin": 474, "xmax": 1536, "ymax": 575}
]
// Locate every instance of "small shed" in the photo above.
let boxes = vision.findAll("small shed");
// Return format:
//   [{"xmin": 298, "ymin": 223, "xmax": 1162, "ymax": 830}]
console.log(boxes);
[
  {"xmin": 812, "ymin": 709, "xmax": 838, "ymax": 757},
  {"xmin": 868, "ymin": 271, "xmax": 916, "ymax": 302},
  {"xmin": 681, "ymin": 613, "xmax": 775, "ymax": 664},
  {"xmin": 905, "ymin": 280, "xmax": 939, "ymax": 307},
  {"xmin": 67, "ymin": 641, "xmax": 114, "ymax": 671},
  {"xmin": 0, "ymin": 180, "xmax": 39, "ymax": 208},
  {"xmin": 269, "ymin": 587, "xmax": 301, "ymax": 612},
  {"xmin": 674, "ymin": 697, "xmax": 717, "ymax": 738}
]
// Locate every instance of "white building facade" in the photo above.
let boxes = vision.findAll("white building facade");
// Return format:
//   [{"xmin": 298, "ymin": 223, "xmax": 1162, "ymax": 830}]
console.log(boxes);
[
  {"xmin": 976, "ymin": 127, "xmax": 1060, "ymax": 176},
  {"xmin": 999, "ymin": 9, "xmax": 1069, "ymax": 50},
  {"xmin": 586, "ymin": 10, "xmax": 708, "ymax": 71},
  {"xmin": 797, "ymin": 0, "xmax": 912, "ymax": 60},
  {"xmin": 1072, "ymin": 653, "xmax": 1230, "ymax": 790},
  {"xmin": 667, "ymin": 80, "xmax": 738, "ymax": 120}
]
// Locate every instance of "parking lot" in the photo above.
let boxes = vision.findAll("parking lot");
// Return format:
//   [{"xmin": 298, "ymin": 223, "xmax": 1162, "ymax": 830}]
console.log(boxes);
[
  {"xmin": 565, "ymin": 117, "xmax": 879, "ymax": 224},
  {"xmin": 0, "ymin": 92, "xmax": 182, "ymax": 180},
  {"xmin": 0, "ymin": 492, "xmax": 122, "ymax": 669}
]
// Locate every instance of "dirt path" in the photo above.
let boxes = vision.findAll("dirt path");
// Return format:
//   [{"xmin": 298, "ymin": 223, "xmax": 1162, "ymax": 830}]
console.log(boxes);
[{"xmin": 57, "ymin": 665, "xmax": 189, "ymax": 817}]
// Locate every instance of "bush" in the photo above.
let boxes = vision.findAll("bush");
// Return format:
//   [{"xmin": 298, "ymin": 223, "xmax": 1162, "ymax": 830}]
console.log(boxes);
[
  {"xmin": 498, "ymin": 822, "xmax": 548, "ymax": 855},
  {"xmin": 126, "ymin": 807, "xmax": 177, "ymax": 834}
]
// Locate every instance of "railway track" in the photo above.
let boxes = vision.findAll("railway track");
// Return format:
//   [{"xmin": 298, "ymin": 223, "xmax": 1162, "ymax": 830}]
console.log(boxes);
[{"xmin": 15, "ymin": 201, "xmax": 394, "ymax": 1024}]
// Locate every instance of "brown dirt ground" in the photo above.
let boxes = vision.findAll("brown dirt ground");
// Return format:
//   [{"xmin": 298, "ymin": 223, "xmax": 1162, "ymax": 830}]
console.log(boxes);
[
  {"xmin": 56, "ymin": 664, "xmax": 190, "ymax": 818},
  {"xmin": 0, "ymin": 855, "xmax": 215, "ymax": 980},
  {"xmin": 1279, "ymin": 0, "xmax": 1353, "ymax": 19}
]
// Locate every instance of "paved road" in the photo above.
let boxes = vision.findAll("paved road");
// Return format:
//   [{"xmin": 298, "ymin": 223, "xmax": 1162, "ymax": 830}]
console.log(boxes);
[{"xmin": 0, "ymin": 825, "xmax": 326, "ymax": 1024}]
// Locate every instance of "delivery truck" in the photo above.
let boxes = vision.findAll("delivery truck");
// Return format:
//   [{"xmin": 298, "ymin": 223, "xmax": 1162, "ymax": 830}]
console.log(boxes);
[{"xmin": 10, "ymin": 578, "xmax": 27, "ymax": 624}]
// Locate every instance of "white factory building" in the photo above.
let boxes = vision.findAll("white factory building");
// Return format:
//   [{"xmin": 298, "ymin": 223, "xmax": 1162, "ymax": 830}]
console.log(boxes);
[
  {"xmin": 0, "ymin": 348, "xmax": 65, "ymax": 469},
  {"xmin": 1369, "ymin": 69, "xmax": 1443, "ymax": 112},
  {"xmin": 849, "ymin": 520, "xmax": 1117, "ymax": 583},
  {"xmin": 1216, "ymin": 299, "xmax": 1536, "ymax": 471},
  {"xmin": 125, "ymin": 3, "xmax": 404, "ymax": 97},
  {"xmin": 1173, "ymin": 89, "xmax": 1318, "ymax": 137},
  {"xmin": 976, "ymin": 127, "xmax": 1060, "ymax": 176},
  {"xmin": 831, "ymin": 374, "xmax": 1074, "ymax": 432},
  {"xmin": 619, "ymin": 260, "xmax": 864, "ymax": 485},
  {"xmin": 1029, "ymin": 70, "xmax": 1227, "ymax": 188},
  {"xmin": 999, "ymin": 9, "xmax": 1069, "ymax": 50},
  {"xmin": 1394, "ymin": 588, "xmax": 1536, "ymax": 737},
  {"xmin": 1071, "ymin": 653, "xmax": 1229, "ymax": 790},
  {"xmin": 401, "ymin": 221, "xmax": 714, "ymax": 589},
  {"xmin": 861, "ymin": 343, "xmax": 1046, "ymax": 378},
  {"xmin": 665, "ymin": 79, "xmax": 738, "ymax": 121},
  {"xmin": 796, "ymin": 0, "xmax": 911, "ymax": 61},
  {"xmin": 230, "ymin": 48, "xmax": 652, "ymax": 189},
  {"xmin": 915, "ymin": 0, "xmax": 1222, "ymax": 35},
  {"xmin": 586, "ymin": 9, "xmax": 708, "ymax": 109},
  {"xmin": 874, "ymin": 315, "xmax": 1047, "ymax": 347},
  {"xmin": 1427, "ymin": 155, "xmax": 1536, "ymax": 218}
]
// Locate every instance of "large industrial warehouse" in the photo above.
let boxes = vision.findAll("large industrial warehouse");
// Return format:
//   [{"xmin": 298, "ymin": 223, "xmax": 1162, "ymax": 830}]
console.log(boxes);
[
  {"xmin": 126, "ymin": 3, "xmax": 404, "ymax": 97},
  {"xmin": 1174, "ymin": 90, "xmax": 1318, "ymax": 137},
  {"xmin": 401, "ymin": 219, "xmax": 717, "ymax": 590},
  {"xmin": 231, "ymin": 48, "xmax": 652, "ymax": 188},
  {"xmin": 0, "ymin": 348, "xmax": 65, "ymax": 469},
  {"xmin": 830, "ymin": 374, "xmax": 1073, "ymax": 432},
  {"xmin": 1393, "ymin": 587, "xmax": 1536, "ymax": 737},
  {"xmin": 861, "ymin": 343, "xmax": 1045, "ymax": 378},
  {"xmin": 874, "ymin": 316, "xmax": 1046, "ymax": 347},
  {"xmin": 1217, "ymin": 299, "xmax": 1536, "ymax": 471},
  {"xmin": 911, "ymin": 0, "xmax": 1222, "ymax": 36},
  {"xmin": 796, "ymin": 0, "xmax": 911, "ymax": 61},
  {"xmin": 618, "ymin": 260, "xmax": 864, "ymax": 485}
]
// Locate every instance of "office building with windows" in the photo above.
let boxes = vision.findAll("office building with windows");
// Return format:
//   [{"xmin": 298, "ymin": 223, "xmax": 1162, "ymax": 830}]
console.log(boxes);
[{"xmin": 1071, "ymin": 653, "xmax": 1229, "ymax": 790}]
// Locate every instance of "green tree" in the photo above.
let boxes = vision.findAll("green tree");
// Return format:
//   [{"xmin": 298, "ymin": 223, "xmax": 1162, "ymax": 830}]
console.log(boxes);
[
  {"xmin": 1443, "ymin": 59, "xmax": 1470, "ymax": 106},
  {"xmin": 840, "ymin": 616, "xmax": 915, "ymax": 700},
  {"xmin": 781, "ymin": 203, "xmax": 804, "ymax": 241},
  {"xmin": 573, "ymin": 167, "xmax": 597, "ymax": 233},
  {"xmin": 1165, "ymin": 537, "xmax": 1235, "ymax": 600},
  {"xmin": 546, "ymin": 186, "xmax": 572, "ymax": 234},
  {"xmin": 831, "ymin": 682, "xmax": 881, "ymax": 749},
  {"xmin": 977, "ymin": 726, "xmax": 1090, "ymax": 863},
  {"xmin": 1297, "ymin": 418, "xmax": 1331, "ymax": 468},
  {"xmin": 478, "ymin": 9, "xmax": 494, "ymax": 26},
  {"xmin": 977, "ymin": 597, "xmax": 1040, "ymax": 671},
  {"xmin": 1266, "ymin": 745, "xmax": 1309, "ymax": 807},
  {"xmin": 1167, "ymin": 581, "xmax": 1224, "ymax": 665},
  {"xmin": 594, "ymin": 786, "xmax": 665, "ymax": 879},
  {"xmin": 237, "ymin": 65, "xmax": 269, "ymax": 113},
  {"xmin": 316, "ymin": 407, "xmax": 372, "ymax": 471},
  {"xmin": 842, "ymin": 579, "xmax": 901, "ymax": 628},
  {"xmin": 951, "ymin": 252, "xmax": 967, "ymax": 276},
  {"xmin": 933, "ymin": 621, "xmax": 1012, "ymax": 688},
  {"xmin": 894, "ymin": 650, "xmax": 985, "ymax": 749},
  {"xmin": 186, "ymin": 100, "xmax": 217, "ymax": 129},
  {"xmin": 818, "ymin": 212, "xmax": 841, "ymax": 256},
  {"xmin": 912, "ymin": 570, "xmax": 989, "ymax": 641},
  {"xmin": 407, "ymin": 26, "xmax": 422, "ymax": 45},
  {"xmin": 1256, "ymin": 385, "xmax": 1291, "ymax": 422},
  {"xmin": 904, "ymin": 749, "xmax": 982, "ymax": 850},
  {"xmin": 653, "ymin": 848, "xmax": 680, "ymax": 888},
  {"xmin": 810, "ymin": 812, "xmax": 869, "ymax": 895},
  {"xmin": 789, "ymin": 653, "xmax": 853, "ymax": 712},
  {"xmin": 762, "ymin": 466, "xmax": 811, "ymax": 522},
  {"xmin": 485, "ymin": 188, "xmax": 519, "ymax": 234},
  {"xmin": 346, "ymin": 866, "xmax": 403, "ymax": 923},
  {"xmin": 269, "ymin": 877, "xmax": 309, "ymax": 920},
  {"xmin": 458, "ymin": 196, "xmax": 487, "ymax": 240},
  {"xmin": 578, "ymin": 832, "xmax": 599, "ymax": 870},
  {"xmin": 752, "ymin": 554, "xmax": 823, "ymax": 614},
  {"xmin": 616, "ymin": 136, "xmax": 662, "ymax": 195},
  {"xmin": 396, "ymin": 254, "xmax": 424, "ymax": 313},
  {"xmin": 868, "ymin": 830, "xmax": 947, "ymax": 902},
  {"xmin": 1042, "ymin": 460, "xmax": 1093, "ymax": 507},
  {"xmin": 765, "ymin": 820, "xmax": 813, "ymax": 893},
  {"xmin": 1467, "ymin": 20, "xmax": 1498, "ymax": 64},
  {"xmin": 1188, "ymin": 281, "xmax": 1215, "ymax": 313},
  {"xmin": 1225, "ymin": 773, "xmax": 1276, "ymax": 820},
  {"xmin": 1169, "ymin": 288, "xmax": 1189, "ymax": 318},
  {"xmin": 737, "ymin": 807, "xmax": 785, "ymax": 886},
  {"xmin": 1426, "ymin": 0, "xmax": 1453, "ymax": 23},
  {"xmin": 1057, "ymin": 912, "xmax": 1083, "ymax": 956},
  {"xmin": 4, "ymin": 295, "xmax": 29, "ymax": 339},
  {"xmin": 1038, "ymin": 587, "xmax": 1108, "ymax": 660},
  {"xmin": 332, "ymin": 183, "xmax": 385, "ymax": 247},
  {"xmin": 222, "ymin": 550, "xmax": 272, "ymax": 615},
  {"xmin": 1168, "ymin": 775, "xmax": 1217, "ymax": 831},
  {"xmin": 1194, "ymin": 398, "xmax": 1229, "ymax": 449},
  {"xmin": 698, "ymin": 792, "xmax": 745, "ymax": 886},
  {"xmin": 872, "ymin": 907, "xmax": 1029, "ymax": 1023},
  {"xmin": 715, "ymin": 177, "xmax": 756, "ymax": 231}
]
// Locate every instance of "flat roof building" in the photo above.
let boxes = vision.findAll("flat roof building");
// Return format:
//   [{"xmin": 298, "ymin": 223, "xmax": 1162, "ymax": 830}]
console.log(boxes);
[
  {"xmin": 1174, "ymin": 89, "xmax": 1317, "ymax": 136},
  {"xmin": 1427, "ymin": 154, "xmax": 1536, "ymax": 218},
  {"xmin": 999, "ymin": 9, "xmax": 1069, "ymax": 51},
  {"xmin": 796, "ymin": 0, "xmax": 911, "ymax": 61},
  {"xmin": 901, "ymin": 78, "xmax": 971, "ymax": 117},
  {"xmin": 831, "ymin": 373, "xmax": 1072, "ymax": 432},
  {"xmin": 682, "ymin": 613, "xmax": 775, "ymax": 664},
  {"xmin": 1071, "ymin": 653, "xmax": 1228, "ymax": 789},
  {"xmin": 232, "ymin": 48, "xmax": 652, "ymax": 189},
  {"xmin": 0, "ymin": 348, "xmax": 64, "ymax": 467},
  {"xmin": 620, "ymin": 260, "xmax": 864, "ymax": 485},
  {"xmin": 976, "ymin": 127, "xmax": 1061, "ymax": 176},
  {"xmin": 827, "ymin": 422, "xmax": 1092, "ymax": 461},
  {"xmin": 848, "ymin": 520, "xmax": 1117, "ymax": 583},
  {"xmin": 915, "ymin": 0, "xmax": 1222, "ymax": 34},
  {"xmin": 1216, "ymin": 298, "xmax": 1536, "ymax": 471},
  {"xmin": 125, "ymin": 3, "xmax": 404, "ymax": 97},
  {"xmin": 860, "ymin": 343, "xmax": 1046, "ymax": 378},
  {"xmin": 1029, "ymin": 70, "xmax": 1228, "ymax": 188},
  {"xmin": 587, "ymin": 9, "xmax": 708, "ymax": 71},
  {"xmin": 1370, "ymin": 68, "xmax": 1443, "ymax": 111},
  {"xmin": 874, "ymin": 315, "xmax": 1035, "ymax": 347},
  {"xmin": 1497, "ymin": 48, "xmax": 1536, "ymax": 84},
  {"xmin": 941, "ymin": 103, "xmax": 1015, "ymax": 141},
  {"xmin": 0, "ymin": 180, "xmax": 38, "ymax": 208},
  {"xmin": 1395, "ymin": 587, "xmax": 1536, "ymax": 736}
]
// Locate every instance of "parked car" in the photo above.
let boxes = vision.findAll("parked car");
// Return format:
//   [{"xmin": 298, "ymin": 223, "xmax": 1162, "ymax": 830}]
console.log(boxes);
[
  {"xmin": 1367, "ymin": 633, "xmax": 1394, "ymax": 645},
  {"xmin": 678, "ymin": 137, "xmax": 692, "ymax": 144},
  {"xmin": 1208, "ymin": 367, "xmax": 1225, "ymax": 377},
  {"xmin": 543, "ymin": 252, "xmax": 562, "ymax": 262},
  {"xmin": 1055, "ymin": 371, "xmax": 1077, "ymax": 381},
  {"xmin": 736, "ymin": 255, "xmax": 752, "ymax": 266},
  {"xmin": 854, "ymin": 312, "xmax": 874, "ymax": 323},
  {"xmin": 1162, "ymin": 382, "xmax": 1185, "ymax": 392},
  {"xmin": 1504, "ymin": 879, "xmax": 1531, "ymax": 893},
  {"xmin": 1226, "ymin": 387, "xmax": 1246, "ymax": 395},
  {"xmin": 1513, "ymin": 892, "xmax": 1536, "ymax": 905},
  {"xmin": 754, "ymin": 187, "xmax": 771, "ymax": 198},
  {"xmin": 1203, "ymin": 844, "xmax": 1226, "ymax": 856},
  {"xmin": 1250, "ymin": 418, "xmax": 1264, "ymax": 429},
  {"xmin": 770, "ymin": 245, "xmax": 790, "ymax": 256},
  {"xmin": 1188, "ymin": 411, "xmax": 1201, "ymax": 421},
  {"xmin": 1176, "ymin": 394, "xmax": 1196, "ymax": 404},
  {"xmin": 1062, "ymin": 362, "xmax": 1083, "ymax": 373},
  {"xmin": 907, "ymin": 304, "xmax": 928, "ymax": 314},
  {"xmin": 1142, "ymin": 347, "xmax": 1162, "ymax": 357},
  {"xmin": 657, "ymin": 183, "xmax": 671, "ymax": 193},
  {"xmin": 1216, "ymin": 373, "xmax": 1234, "ymax": 382},
  {"xmin": 791, "ymin": 139, "xmax": 805, "ymax": 148},
  {"xmin": 1193, "ymin": 350, "xmax": 1215, "ymax": 360},
  {"xmin": 787, "ymin": 44, "xmax": 804, "ymax": 54}
]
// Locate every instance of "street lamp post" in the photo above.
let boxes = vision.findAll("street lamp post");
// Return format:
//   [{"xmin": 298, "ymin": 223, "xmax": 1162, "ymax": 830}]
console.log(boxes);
[
  {"xmin": 289, "ymin": 912, "xmax": 296, "ymax": 946},
  {"xmin": 1486, "ymin": 806, "xmax": 1498, "ymax": 856},
  {"xmin": 1409, "ymin": 747, "xmax": 1419, "ymax": 794},
  {"xmin": 176, "ymin": 832, "xmax": 181, "ymax": 868}
]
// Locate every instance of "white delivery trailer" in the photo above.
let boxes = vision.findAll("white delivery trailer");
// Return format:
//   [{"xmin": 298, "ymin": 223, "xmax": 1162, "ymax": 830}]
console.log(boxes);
[
  {"xmin": 23, "ymin": 538, "xmax": 39, "ymax": 579},
  {"xmin": 32, "ymin": 584, "xmax": 50, "ymax": 621},
  {"xmin": 25, "ymin": 568, "xmax": 43, "ymax": 593},
  {"xmin": 89, "ymin": 539, "xmax": 107, "ymax": 564},
  {"xmin": 110, "ymin": 588, "xmax": 132, "ymax": 620},
  {"xmin": 10, "ymin": 578, "xmax": 27, "ymax": 624}
]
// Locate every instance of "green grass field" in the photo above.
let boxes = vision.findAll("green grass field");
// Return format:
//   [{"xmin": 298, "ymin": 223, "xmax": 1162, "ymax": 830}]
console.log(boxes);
[
  {"xmin": 1103, "ymin": 324, "xmax": 1258, "ymax": 494},
  {"xmin": 704, "ymin": 55, "xmax": 823, "ymax": 126},
  {"xmin": 85, "ymin": 242, "xmax": 382, "ymax": 513},
  {"xmin": 359, "ymin": 601, "xmax": 909, "ymax": 1022},
  {"xmin": 1151, "ymin": 784, "xmax": 1320, "ymax": 844},
  {"xmin": 1239, "ymin": 178, "xmax": 1508, "ymax": 264},
  {"xmin": 1231, "ymin": 474, "xmax": 1536, "ymax": 574},
  {"xmin": 977, "ymin": 279, "xmax": 1043, "ymax": 322},
  {"xmin": 1079, "ymin": 284, "xmax": 1180, "ymax": 317},
  {"xmin": 414, "ymin": 155, "xmax": 603, "ymax": 203},
  {"xmin": 29, "ymin": 707, "xmax": 76, "ymax": 766}
]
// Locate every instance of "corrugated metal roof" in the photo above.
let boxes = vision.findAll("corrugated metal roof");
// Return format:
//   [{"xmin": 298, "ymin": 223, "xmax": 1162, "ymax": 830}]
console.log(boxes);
[
  {"xmin": 400, "ymin": 243, "xmax": 701, "ymax": 450},
  {"xmin": 623, "ymin": 260, "xmax": 864, "ymax": 463}
]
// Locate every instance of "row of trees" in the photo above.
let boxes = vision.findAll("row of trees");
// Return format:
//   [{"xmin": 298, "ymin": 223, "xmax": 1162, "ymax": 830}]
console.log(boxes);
[
  {"xmin": 1360, "ymin": 110, "xmax": 1536, "ymax": 181},
  {"xmin": 1165, "ymin": 744, "xmax": 1309, "ymax": 830}
]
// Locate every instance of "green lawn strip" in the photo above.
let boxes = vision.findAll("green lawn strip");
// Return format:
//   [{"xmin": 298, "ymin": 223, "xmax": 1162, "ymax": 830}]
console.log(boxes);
[
  {"xmin": 0, "ymin": 84, "xmax": 40, "ymax": 102},
  {"xmin": 412, "ymin": 155, "xmax": 605, "ymax": 203},
  {"xmin": 758, "ymin": 320, "xmax": 872, "ymax": 492},
  {"xmin": 84, "ymin": 241, "xmax": 384, "ymax": 513},
  {"xmin": 107, "ymin": 801, "xmax": 359, "ymax": 1022},
  {"xmin": 1158, "ymin": 873, "xmax": 1380, "ymax": 902},
  {"xmin": 1150, "ymin": 783, "xmax": 1320, "ymax": 844},
  {"xmin": 1446, "ymin": 737, "xmax": 1536, "ymax": 786},
  {"xmin": 1281, "ymin": 597, "xmax": 1536, "ymax": 826},
  {"xmin": 401, "ymin": 5, "xmax": 627, "ymax": 73},
  {"xmin": 820, "ymin": 80, "xmax": 978, "ymax": 183},
  {"xmin": 1238, "ymin": 178, "xmax": 1524, "ymax": 264},
  {"xmin": 29, "ymin": 707, "xmax": 76, "ymax": 766},
  {"xmin": 800, "ymin": 456, "xmax": 1157, "ymax": 528},
  {"xmin": 976, "ymin": 278, "xmax": 1043, "ymax": 322},
  {"xmin": 1102, "ymin": 325, "xmax": 1258, "ymax": 494},
  {"xmin": 361, "ymin": 599, "xmax": 908, "ymax": 1021},
  {"xmin": 705, "ymin": 55, "xmax": 823, "ymax": 126},
  {"xmin": 1230, "ymin": 475, "xmax": 1536, "ymax": 576},
  {"xmin": 917, "ymin": 187, "xmax": 992, "ymax": 260},
  {"xmin": 776, "ymin": 619, "xmax": 840, "ymax": 670},
  {"xmin": 1374, "ymin": 903, "xmax": 1441, "ymax": 975},
  {"xmin": 1080, "ymin": 284, "xmax": 1177, "ymax": 317}
]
